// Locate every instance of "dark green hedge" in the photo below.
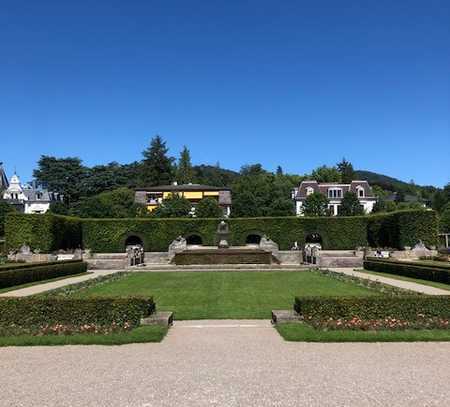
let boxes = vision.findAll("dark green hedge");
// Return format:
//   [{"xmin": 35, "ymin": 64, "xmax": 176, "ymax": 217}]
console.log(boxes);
[
  {"xmin": 0, "ymin": 296, "xmax": 155, "ymax": 335},
  {"xmin": 364, "ymin": 258, "xmax": 450, "ymax": 285},
  {"xmin": 294, "ymin": 295, "xmax": 450, "ymax": 330},
  {"xmin": 82, "ymin": 216, "xmax": 369, "ymax": 252},
  {"xmin": 368, "ymin": 209, "xmax": 438, "ymax": 249},
  {"xmin": 5, "ymin": 209, "xmax": 439, "ymax": 253},
  {"xmin": 0, "ymin": 260, "xmax": 87, "ymax": 289},
  {"xmin": 5, "ymin": 213, "xmax": 82, "ymax": 252}
]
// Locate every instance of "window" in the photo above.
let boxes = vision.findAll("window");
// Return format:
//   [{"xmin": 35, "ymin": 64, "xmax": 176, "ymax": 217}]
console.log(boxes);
[
  {"xmin": 357, "ymin": 187, "xmax": 364, "ymax": 198},
  {"xmin": 328, "ymin": 188, "xmax": 342, "ymax": 199},
  {"xmin": 306, "ymin": 187, "xmax": 314, "ymax": 196}
]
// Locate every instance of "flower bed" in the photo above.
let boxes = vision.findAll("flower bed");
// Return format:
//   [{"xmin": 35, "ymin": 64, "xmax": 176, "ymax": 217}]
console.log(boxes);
[
  {"xmin": 294, "ymin": 295, "xmax": 450, "ymax": 331},
  {"xmin": 0, "ymin": 296, "xmax": 155, "ymax": 336}
]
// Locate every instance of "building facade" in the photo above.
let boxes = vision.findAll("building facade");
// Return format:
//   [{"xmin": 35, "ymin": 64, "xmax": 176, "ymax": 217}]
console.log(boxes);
[
  {"xmin": 2, "ymin": 173, "xmax": 64, "ymax": 214},
  {"xmin": 292, "ymin": 180, "xmax": 376, "ymax": 216},
  {"xmin": 135, "ymin": 183, "xmax": 232, "ymax": 217}
]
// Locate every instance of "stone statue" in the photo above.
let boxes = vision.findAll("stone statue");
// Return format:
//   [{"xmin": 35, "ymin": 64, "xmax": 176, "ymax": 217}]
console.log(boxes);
[
  {"xmin": 260, "ymin": 235, "xmax": 279, "ymax": 257},
  {"xmin": 168, "ymin": 236, "xmax": 187, "ymax": 260},
  {"xmin": 216, "ymin": 221, "xmax": 230, "ymax": 249}
]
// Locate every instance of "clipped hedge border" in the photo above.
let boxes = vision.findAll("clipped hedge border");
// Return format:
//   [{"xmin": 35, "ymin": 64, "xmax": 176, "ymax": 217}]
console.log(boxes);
[
  {"xmin": 5, "ymin": 209, "xmax": 439, "ymax": 253},
  {"xmin": 0, "ymin": 296, "xmax": 155, "ymax": 335},
  {"xmin": 364, "ymin": 258, "xmax": 450, "ymax": 285},
  {"xmin": 0, "ymin": 260, "xmax": 87, "ymax": 289},
  {"xmin": 294, "ymin": 295, "xmax": 450, "ymax": 330}
]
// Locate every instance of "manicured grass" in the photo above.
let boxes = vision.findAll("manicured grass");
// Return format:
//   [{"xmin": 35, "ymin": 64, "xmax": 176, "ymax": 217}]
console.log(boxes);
[
  {"xmin": 276, "ymin": 323, "xmax": 450, "ymax": 342},
  {"xmin": 0, "ymin": 325, "xmax": 167, "ymax": 347},
  {"xmin": 359, "ymin": 269, "xmax": 450, "ymax": 291},
  {"xmin": 0, "ymin": 272, "xmax": 92, "ymax": 294},
  {"xmin": 73, "ymin": 271, "xmax": 379, "ymax": 320}
]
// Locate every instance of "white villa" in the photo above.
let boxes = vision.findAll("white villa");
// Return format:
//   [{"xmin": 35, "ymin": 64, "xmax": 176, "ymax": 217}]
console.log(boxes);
[
  {"xmin": 292, "ymin": 180, "xmax": 376, "ymax": 216},
  {"xmin": 2, "ymin": 173, "xmax": 63, "ymax": 214}
]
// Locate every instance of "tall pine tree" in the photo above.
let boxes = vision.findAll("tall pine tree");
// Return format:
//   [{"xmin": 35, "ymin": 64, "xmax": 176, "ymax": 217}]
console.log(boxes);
[
  {"xmin": 140, "ymin": 135, "xmax": 174, "ymax": 186},
  {"xmin": 336, "ymin": 158, "xmax": 355, "ymax": 183},
  {"xmin": 176, "ymin": 146, "xmax": 194, "ymax": 184}
]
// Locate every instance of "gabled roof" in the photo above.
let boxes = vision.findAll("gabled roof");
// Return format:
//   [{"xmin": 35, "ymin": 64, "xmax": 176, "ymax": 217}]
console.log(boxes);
[{"xmin": 136, "ymin": 183, "xmax": 231, "ymax": 192}]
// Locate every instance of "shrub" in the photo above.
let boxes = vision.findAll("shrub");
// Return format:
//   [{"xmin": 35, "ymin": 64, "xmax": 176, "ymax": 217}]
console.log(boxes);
[
  {"xmin": 5, "ymin": 209, "xmax": 438, "ymax": 253},
  {"xmin": 0, "ymin": 296, "xmax": 155, "ymax": 335},
  {"xmin": 294, "ymin": 295, "xmax": 450, "ymax": 330},
  {"xmin": 367, "ymin": 209, "xmax": 438, "ymax": 249},
  {"xmin": 5, "ymin": 213, "xmax": 82, "ymax": 252},
  {"xmin": 195, "ymin": 197, "xmax": 223, "ymax": 218},
  {"xmin": 0, "ymin": 260, "xmax": 87, "ymax": 289},
  {"xmin": 364, "ymin": 258, "xmax": 450, "ymax": 285}
]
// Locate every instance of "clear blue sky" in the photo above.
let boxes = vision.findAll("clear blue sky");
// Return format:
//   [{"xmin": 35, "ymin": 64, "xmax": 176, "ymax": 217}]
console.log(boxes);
[{"xmin": 1, "ymin": 0, "xmax": 449, "ymax": 186}]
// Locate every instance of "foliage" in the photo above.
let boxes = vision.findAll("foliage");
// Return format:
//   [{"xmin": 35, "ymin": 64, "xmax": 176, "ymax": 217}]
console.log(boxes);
[
  {"xmin": 339, "ymin": 192, "xmax": 364, "ymax": 216},
  {"xmin": 176, "ymin": 146, "xmax": 194, "ymax": 184},
  {"xmin": 80, "ymin": 215, "xmax": 369, "ymax": 252},
  {"xmin": 49, "ymin": 201, "xmax": 70, "ymax": 215},
  {"xmin": 151, "ymin": 194, "xmax": 192, "ymax": 218},
  {"xmin": 302, "ymin": 192, "xmax": 329, "ymax": 216},
  {"xmin": 140, "ymin": 135, "xmax": 174, "ymax": 186},
  {"xmin": 71, "ymin": 188, "xmax": 138, "ymax": 218},
  {"xmin": 0, "ymin": 260, "xmax": 87, "ymax": 289},
  {"xmin": 294, "ymin": 295, "xmax": 450, "ymax": 330},
  {"xmin": 311, "ymin": 165, "xmax": 341, "ymax": 183},
  {"xmin": 195, "ymin": 197, "xmax": 223, "ymax": 218},
  {"xmin": 231, "ymin": 167, "xmax": 294, "ymax": 217},
  {"xmin": 5, "ymin": 213, "xmax": 82, "ymax": 252},
  {"xmin": 192, "ymin": 164, "xmax": 239, "ymax": 187},
  {"xmin": 440, "ymin": 203, "xmax": 450, "ymax": 232},
  {"xmin": 364, "ymin": 258, "xmax": 450, "ymax": 285},
  {"xmin": 367, "ymin": 209, "xmax": 438, "ymax": 249},
  {"xmin": 0, "ymin": 296, "xmax": 155, "ymax": 335},
  {"xmin": 33, "ymin": 156, "xmax": 87, "ymax": 203},
  {"xmin": 0, "ymin": 199, "xmax": 15, "ymax": 237},
  {"xmin": 336, "ymin": 158, "xmax": 355, "ymax": 183}
]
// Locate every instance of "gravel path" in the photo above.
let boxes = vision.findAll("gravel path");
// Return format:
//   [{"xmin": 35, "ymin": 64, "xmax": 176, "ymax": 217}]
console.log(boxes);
[
  {"xmin": 330, "ymin": 267, "xmax": 450, "ymax": 295},
  {"xmin": 0, "ymin": 270, "xmax": 121, "ymax": 297},
  {"xmin": 1, "ymin": 320, "xmax": 449, "ymax": 407}
]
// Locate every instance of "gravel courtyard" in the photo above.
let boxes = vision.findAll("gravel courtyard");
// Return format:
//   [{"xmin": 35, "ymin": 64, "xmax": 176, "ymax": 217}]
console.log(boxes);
[{"xmin": 1, "ymin": 320, "xmax": 449, "ymax": 407}]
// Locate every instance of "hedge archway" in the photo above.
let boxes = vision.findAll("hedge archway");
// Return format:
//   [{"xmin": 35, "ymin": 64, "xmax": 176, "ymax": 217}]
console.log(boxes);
[{"xmin": 186, "ymin": 234, "xmax": 203, "ymax": 245}]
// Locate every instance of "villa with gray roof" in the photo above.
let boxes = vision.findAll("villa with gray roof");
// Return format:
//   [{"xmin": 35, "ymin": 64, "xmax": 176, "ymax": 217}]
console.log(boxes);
[{"xmin": 292, "ymin": 180, "xmax": 376, "ymax": 216}]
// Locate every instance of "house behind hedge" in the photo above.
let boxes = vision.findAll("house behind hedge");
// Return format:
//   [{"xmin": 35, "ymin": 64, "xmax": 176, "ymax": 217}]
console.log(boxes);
[
  {"xmin": 134, "ymin": 183, "xmax": 232, "ymax": 217},
  {"xmin": 292, "ymin": 180, "xmax": 377, "ymax": 216}
]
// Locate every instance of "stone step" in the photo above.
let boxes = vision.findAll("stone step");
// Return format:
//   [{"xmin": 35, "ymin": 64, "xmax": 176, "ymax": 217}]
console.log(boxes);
[{"xmin": 128, "ymin": 264, "xmax": 311, "ymax": 272}]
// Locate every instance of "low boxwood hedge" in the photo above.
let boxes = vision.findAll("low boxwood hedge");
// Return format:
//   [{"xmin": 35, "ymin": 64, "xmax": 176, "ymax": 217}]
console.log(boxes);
[
  {"xmin": 294, "ymin": 295, "xmax": 450, "ymax": 330},
  {"xmin": 0, "ymin": 296, "xmax": 155, "ymax": 335},
  {"xmin": 364, "ymin": 258, "xmax": 450, "ymax": 285},
  {"xmin": 0, "ymin": 260, "xmax": 88, "ymax": 289}
]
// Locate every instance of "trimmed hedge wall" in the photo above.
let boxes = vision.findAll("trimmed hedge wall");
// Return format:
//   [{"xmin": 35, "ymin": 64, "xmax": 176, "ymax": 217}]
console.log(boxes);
[
  {"xmin": 0, "ymin": 260, "xmax": 87, "ymax": 289},
  {"xmin": 294, "ymin": 295, "xmax": 450, "ymax": 330},
  {"xmin": 81, "ymin": 216, "xmax": 369, "ymax": 252},
  {"xmin": 364, "ymin": 258, "xmax": 450, "ymax": 285},
  {"xmin": 5, "ymin": 213, "xmax": 82, "ymax": 252},
  {"xmin": 367, "ymin": 209, "xmax": 438, "ymax": 249},
  {"xmin": 5, "ymin": 209, "xmax": 439, "ymax": 253},
  {"xmin": 0, "ymin": 296, "xmax": 155, "ymax": 335}
]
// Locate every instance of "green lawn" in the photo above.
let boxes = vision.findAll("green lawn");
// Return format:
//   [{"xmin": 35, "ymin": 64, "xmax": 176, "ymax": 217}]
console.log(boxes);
[
  {"xmin": 359, "ymin": 269, "xmax": 450, "ymax": 291},
  {"xmin": 73, "ymin": 271, "xmax": 378, "ymax": 320},
  {"xmin": 0, "ymin": 325, "xmax": 167, "ymax": 347},
  {"xmin": 276, "ymin": 323, "xmax": 450, "ymax": 342}
]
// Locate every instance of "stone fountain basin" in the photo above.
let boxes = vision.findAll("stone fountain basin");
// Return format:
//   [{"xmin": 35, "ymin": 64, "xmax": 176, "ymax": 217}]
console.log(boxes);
[{"xmin": 172, "ymin": 247, "xmax": 275, "ymax": 265}]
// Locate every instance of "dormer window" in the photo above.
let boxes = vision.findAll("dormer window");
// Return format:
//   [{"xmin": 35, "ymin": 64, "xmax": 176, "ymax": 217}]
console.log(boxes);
[
  {"xmin": 306, "ymin": 187, "xmax": 314, "ymax": 196},
  {"xmin": 328, "ymin": 188, "xmax": 342, "ymax": 199},
  {"xmin": 357, "ymin": 187, "xmax": 364, "ymax": 198}
]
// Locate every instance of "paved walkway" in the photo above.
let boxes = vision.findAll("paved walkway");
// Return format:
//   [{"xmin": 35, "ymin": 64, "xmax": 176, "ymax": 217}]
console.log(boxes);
[
  {"xmin": 0, "ymin": 270, "xmax": 121, "ymax": 297},
  {"xmin": 331, "ymin": 268, "xmax": 450, "ymax": 295},
  {"xmin": 1, "ymin": 320, "xmax": 449, "ymax": 407}
]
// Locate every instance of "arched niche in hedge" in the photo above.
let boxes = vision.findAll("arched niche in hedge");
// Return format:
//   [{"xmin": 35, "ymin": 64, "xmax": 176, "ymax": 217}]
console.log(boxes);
[
  {"xmin": 245, "ymin": 233, "xmax": 262, "ymax": 245},
  {"xmin": 124, "ymin": 234, "xmax": 145, "ymax": 250},
  {"xmin": 305, "ymin": 233, "xmax": 322, "ymax": 245},
  {"xmin": 185, "ymin": 234, "xmax": 203, "ymax": 246}
]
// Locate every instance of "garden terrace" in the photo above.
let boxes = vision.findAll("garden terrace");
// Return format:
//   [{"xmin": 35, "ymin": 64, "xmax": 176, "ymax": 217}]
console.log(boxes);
[{"xmin": 5, "ymin": 209, "xmax": 438, "ymax": 253}]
